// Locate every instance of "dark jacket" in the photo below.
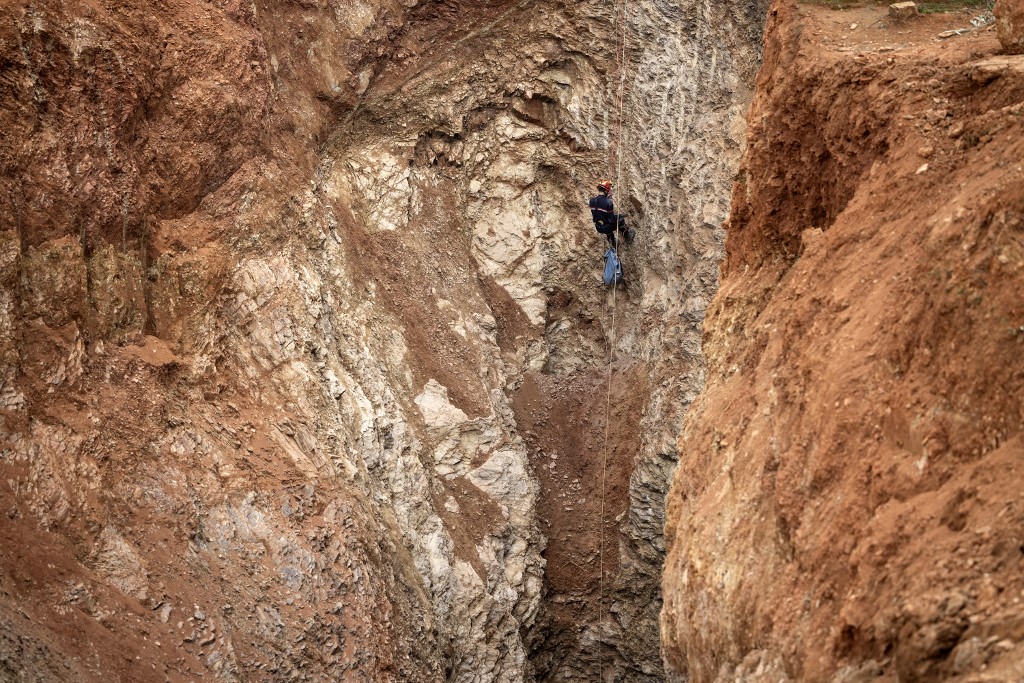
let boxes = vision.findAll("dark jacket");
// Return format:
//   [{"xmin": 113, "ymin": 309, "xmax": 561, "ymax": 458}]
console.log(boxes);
[{"xmin": 589, "ymin": 194, "xmax": 616, "ymax": 226}]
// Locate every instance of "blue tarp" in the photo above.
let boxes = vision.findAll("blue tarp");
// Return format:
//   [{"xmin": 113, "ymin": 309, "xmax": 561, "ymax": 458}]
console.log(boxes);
[{"xmin": 603, "ymin": 248, "xmax": 623, "ymax": 286}]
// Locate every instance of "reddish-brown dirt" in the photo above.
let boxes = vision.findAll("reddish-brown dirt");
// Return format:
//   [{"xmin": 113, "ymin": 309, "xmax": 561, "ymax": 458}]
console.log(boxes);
[
  {"xmin": 512, "ymin": 345, "xmax": 651, "ymax": 677},
  {"xmin": 341, "ymin": 197, "xmax": 497, "ymax": 419},
  {"xmin": 0, "ymin": 510, "xmax": 204, "ymax": 682},
  {"xmin": 663, "ymin": 2, "xmax": 1024, "ymax": 681},
  {"xmin": 0, "ymin": 335, "xmax": 439, "ymax": 681}
]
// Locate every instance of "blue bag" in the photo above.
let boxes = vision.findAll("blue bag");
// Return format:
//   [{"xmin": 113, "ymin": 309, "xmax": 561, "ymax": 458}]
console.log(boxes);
[{"xmin": 603, "ymin": 248, "xmax": 623, "ymax": 286}]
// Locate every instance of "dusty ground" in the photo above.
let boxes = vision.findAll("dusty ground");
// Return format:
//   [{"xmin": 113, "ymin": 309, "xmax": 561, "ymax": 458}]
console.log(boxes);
[{"xmin": 663, "ymin": 1, "xmax": 1024, "ymax": 682}]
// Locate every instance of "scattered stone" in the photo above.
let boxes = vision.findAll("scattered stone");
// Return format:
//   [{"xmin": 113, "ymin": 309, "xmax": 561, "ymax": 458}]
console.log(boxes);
[
  {"xmin": 916, "ymin": 163, "xmax": 930, "ymax": 175},
  {"xmin": 918, "ymin": 146, "xmax": 934, "ymax": 158},
  {"xmin": 890, "ymin": 1, "xmax": 918, "ymax": 20}
]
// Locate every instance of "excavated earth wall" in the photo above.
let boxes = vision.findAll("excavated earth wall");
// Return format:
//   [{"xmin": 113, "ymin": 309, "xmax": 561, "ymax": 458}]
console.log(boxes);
[
  {"xmin": 663, "ymin": 2, "xmax": 1024, "ymax": 682},
  {"xmin": 0, "ymin": 0, "xmax": 764, "ymax": 681}
]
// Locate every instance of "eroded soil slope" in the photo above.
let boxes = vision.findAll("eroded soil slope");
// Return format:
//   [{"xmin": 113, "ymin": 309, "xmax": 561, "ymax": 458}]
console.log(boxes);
[{"xmin": 663, "ymin": 2, "xmax": 1024, "ymax": 682}]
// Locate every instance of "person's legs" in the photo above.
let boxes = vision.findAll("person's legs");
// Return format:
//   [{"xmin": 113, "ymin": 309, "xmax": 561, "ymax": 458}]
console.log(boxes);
[{"xmin": 613, "ymin": 215, "xmax": 631, "ymax": 244}]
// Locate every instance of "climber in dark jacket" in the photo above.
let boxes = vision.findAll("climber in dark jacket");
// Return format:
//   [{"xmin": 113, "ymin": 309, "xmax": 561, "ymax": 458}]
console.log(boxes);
[{"xmin": 589, "ymin": 180, "xmax": 631, "ymax": 248}]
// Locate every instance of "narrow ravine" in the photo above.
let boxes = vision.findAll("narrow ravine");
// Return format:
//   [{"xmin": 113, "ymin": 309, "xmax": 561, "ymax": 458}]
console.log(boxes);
[
  {"xmin": 0, "ymin": 0, "xmax": 764, "ymax": 680},
  {"xmin": 8, "ymin": 0, "xmax": 1021, "ymax": 681}
]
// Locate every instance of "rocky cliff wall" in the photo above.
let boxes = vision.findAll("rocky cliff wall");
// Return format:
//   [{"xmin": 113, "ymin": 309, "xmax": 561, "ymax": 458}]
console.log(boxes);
[
  {"xmin": 595, "ymin": 0, "xmax": 767, "ymax": 678},
  {"xmin": 0, "ymin": 0, "xmax": 765, "ymax": 681},
  {"xmin": 662, "ymin": 2, "xmax": 1024, "ymax": 681}
]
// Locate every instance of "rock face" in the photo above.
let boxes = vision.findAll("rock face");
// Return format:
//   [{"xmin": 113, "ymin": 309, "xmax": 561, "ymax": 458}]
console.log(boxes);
[
  {"xmin": 996, "ymin": 0, "xmax": 1024, "ymax": 54},
  {"xmin": 662, "ymin": 2, "xmax": 1024, "ymax": 682},
  {"xmin": 594, "ymin": 0, "xmax": 768, "ymax": 679},
  {"xmin": 0, "ymin": 1, "xmax": 764, "ymax": 682}
]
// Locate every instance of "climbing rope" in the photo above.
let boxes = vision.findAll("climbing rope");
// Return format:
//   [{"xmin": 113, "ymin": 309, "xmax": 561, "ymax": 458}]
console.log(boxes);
[
  {"xmin": 613, "ymin": 0, "xmax": 630, "ymax": 188},
  {"xmin": 597, "ymin": 0, "xmax": 630, "ymax": 680},
  {"xmin": 597, "ymin": 274, "xmax": 617, "ymax": 681}
]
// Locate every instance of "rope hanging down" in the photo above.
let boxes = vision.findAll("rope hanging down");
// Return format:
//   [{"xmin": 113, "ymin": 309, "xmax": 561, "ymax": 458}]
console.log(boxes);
[{"xmin": 597, "ymin": 0, "xmax": 630, "ymax": 680}]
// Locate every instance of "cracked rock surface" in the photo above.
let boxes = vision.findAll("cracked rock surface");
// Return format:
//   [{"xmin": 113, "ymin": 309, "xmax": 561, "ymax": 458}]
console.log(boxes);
[{"xmin": 0, "ymin": 0, "xmax": 763, "ymax": 680}]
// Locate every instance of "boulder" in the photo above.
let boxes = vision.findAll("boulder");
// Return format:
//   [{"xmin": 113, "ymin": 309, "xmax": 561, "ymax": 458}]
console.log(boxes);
[
  {"xmin": 890, "ymin": 2, "xmax": 919, "ymax": 20},
  {"xmin": 995, "ymin": 0, "xmax": 1024, "ymax": 54}
]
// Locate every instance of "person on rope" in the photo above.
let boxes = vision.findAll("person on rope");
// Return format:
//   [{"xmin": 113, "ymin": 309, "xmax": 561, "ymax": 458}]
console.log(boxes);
[{"xmin": 589, "ymin": 180, "xmax": 633, "ymax": 248}]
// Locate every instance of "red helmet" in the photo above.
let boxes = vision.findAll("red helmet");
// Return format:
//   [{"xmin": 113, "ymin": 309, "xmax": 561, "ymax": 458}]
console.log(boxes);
[{"xmin": 597, "ymin": 180, "xmax": 612, "ymax": 193}]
